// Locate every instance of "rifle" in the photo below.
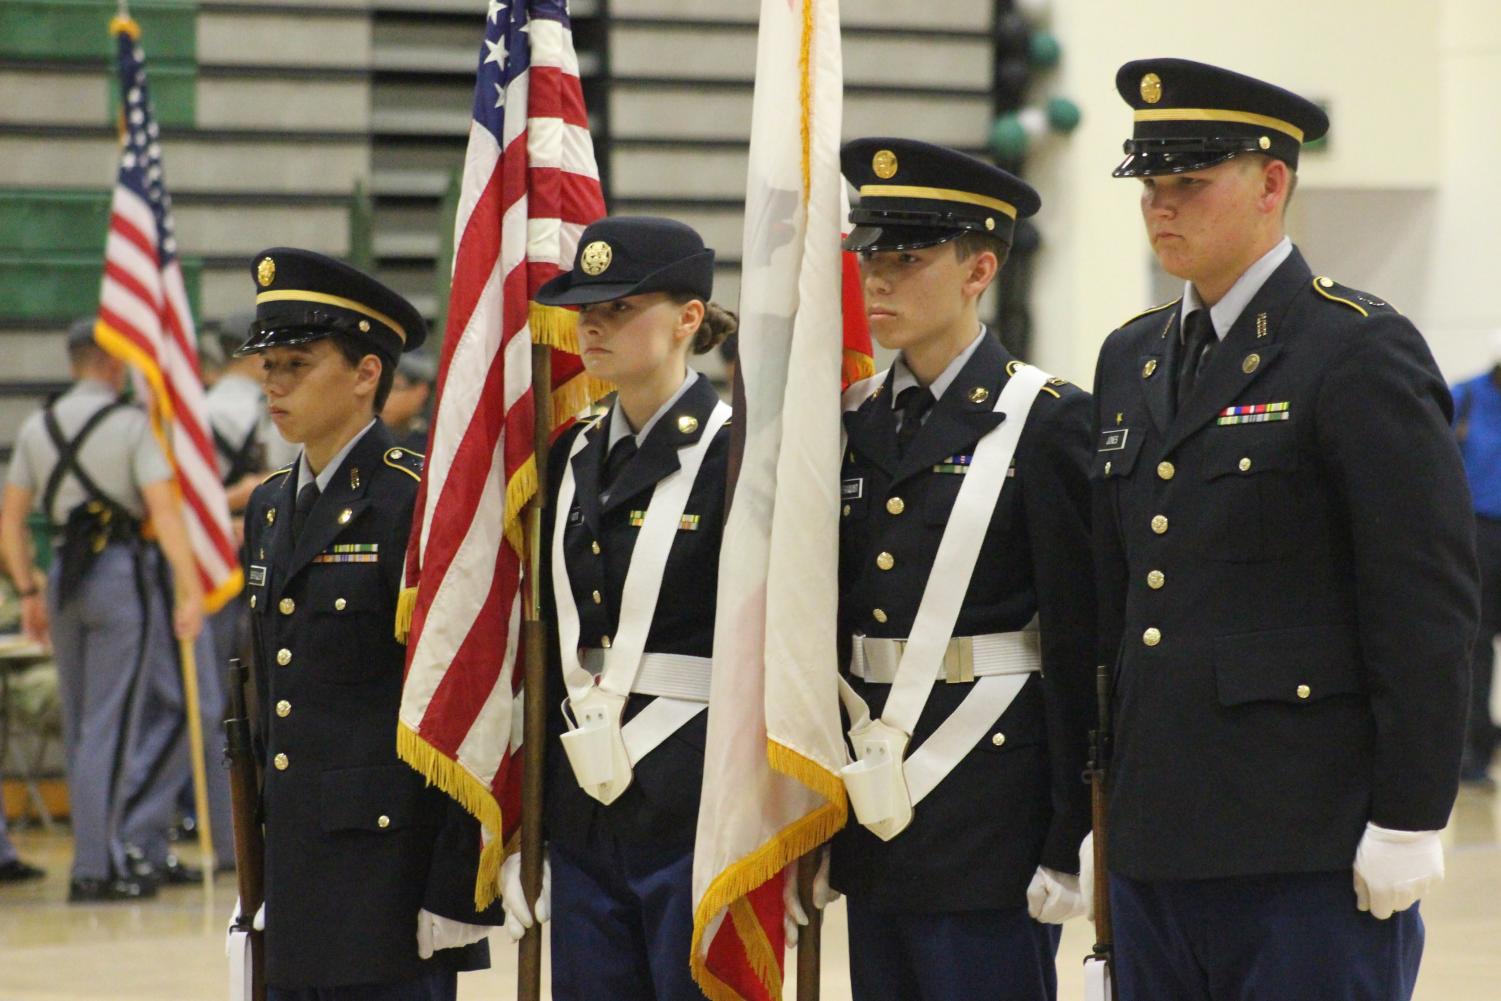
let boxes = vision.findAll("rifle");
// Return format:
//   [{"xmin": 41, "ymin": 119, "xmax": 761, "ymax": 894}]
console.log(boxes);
[
  {"xmin": 1083, "ymin": 661, "xmax": 1115, "ymax": 1000},
  {"xmin": 225, "ymin": 656, "xmax": 266, "ymax": 1001}
]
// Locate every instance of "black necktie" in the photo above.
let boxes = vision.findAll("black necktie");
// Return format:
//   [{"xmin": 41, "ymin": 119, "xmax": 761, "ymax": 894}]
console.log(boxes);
[
  {"xmin": 603, "ymin": 436, "xmax": 637, "ymax": 489},
  {"xmin": 292, "ymin": 481, "xmax": 320, "ymax": 542},
  {"xmin": 1177, "ymin": 310, "xmax": 1217, "ymax": 410},
  {"xmin": 895, "ymin": 386, "xmax": 935, "ymax": 456}
]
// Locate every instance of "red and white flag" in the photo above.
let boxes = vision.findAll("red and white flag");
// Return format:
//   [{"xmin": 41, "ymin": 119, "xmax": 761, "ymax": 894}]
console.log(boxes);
[
  {"xmin": 396, "ymin": 0, "xmax": 609, "ymax": 907},
  {"xmin": 94, "ymin": 14, "xmax": 240, "ymax": 611},
  {"xmin": 691, "ymin": 1, "xmax": 868, "ymax": 997}
]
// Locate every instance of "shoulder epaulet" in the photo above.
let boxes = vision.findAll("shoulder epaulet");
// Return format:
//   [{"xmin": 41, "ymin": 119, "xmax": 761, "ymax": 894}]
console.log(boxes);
[
  {"xmin": 1118, "ymin": 298, "xmax": 1182, "ymax": 329},
  {"xmin": 1005, "ymin": 360, "xmax": 1070, "ymax": 399},
  {"xmin": 383, "ymin": 446, "xmax": 423, "ymax": 482},
  {"xmin": 260, "ymin": 464, "xmax": 293, "ymax": 484},
  {"xmin": 1311, "ymin": 277, "xmax": 1396, "ymax": 318}
]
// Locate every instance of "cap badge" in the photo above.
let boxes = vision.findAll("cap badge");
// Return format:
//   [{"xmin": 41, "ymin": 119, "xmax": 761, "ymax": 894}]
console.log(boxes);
[
  {"xmin": 1258, "ymin": 136, "xmax": 1272, "ymax": 150},
  {"xmin": 985, "ymin": 217, "xmax": 996, "ymax": 231},
  {"xmin": 580, "ymin": 241, "xmax": 613, "ymax": 276},
  {"xmin": 872, "ymin": 149, "xmax": 899, "ymax": 179},
  {"xmin": 256, "ymin": 256, "xmax": 276, "ymax": 287},
  {"xmin": 677, "ymin": 415, "xmax": 699, "ymax": 434},
  {"xmin": 358, "ymin": 319, "xmax": 371, "ymax": 333},
  {"xmin": 1140, "ymin": 72, "xmax": 1163, "ymax": 105}
]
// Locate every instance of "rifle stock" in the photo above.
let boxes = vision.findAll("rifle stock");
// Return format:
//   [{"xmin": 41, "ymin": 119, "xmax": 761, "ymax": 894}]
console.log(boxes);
[
  {"xmin": 1085, "ymin": 661, "xmax": 1115, "ymax": 1000},
  {"xmin": 226, "ymin": 657, "xmax": 266, "ymax": 1001}
]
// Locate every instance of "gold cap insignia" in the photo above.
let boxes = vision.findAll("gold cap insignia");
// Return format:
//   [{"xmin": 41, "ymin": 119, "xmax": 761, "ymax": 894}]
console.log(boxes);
[
  {"xmin": 1140, "ymin": 73, "xmax": 1163, "ymax": 105},
  {"xmin": 1259, "ymin": 136, "xmax": 1272, "ymax": 150},
  {"xmin": 872, "ymin": 149, "xmax": 899, "ymax": 179},
  {"xmin": 968, "ymin": 386, "xmax": 990, "ymax": 404},
  {"xmin": 256, "ymin": 257, "xmax": 276, "ymax": 287},
  {"xmin": 580, "ymin": 241, "xmax": 613, "ymax": 276},
  {"xmin": 358, "ymin": 319, "xmax": 371, "ymax": 332},
  {"xmin": 1242, "ymin": 353, "xmax": 1261, "ymax": 374},
  {"xmin": 985, "ymin": 217, "xmax": 996, "ymax": 231},
  {"xmin": 1143, "ymin": 359, "xmax": 1158, "ymax": 379},
  {"xmin": 677, "ymin": 415, "xmax": 699, "ymax": 434}
]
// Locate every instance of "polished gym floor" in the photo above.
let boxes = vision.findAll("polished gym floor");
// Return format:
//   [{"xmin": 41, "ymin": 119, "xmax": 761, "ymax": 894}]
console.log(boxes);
[{"xmin": 2, "ymin": 780, "xmax": 1498, "ymax": 1000}]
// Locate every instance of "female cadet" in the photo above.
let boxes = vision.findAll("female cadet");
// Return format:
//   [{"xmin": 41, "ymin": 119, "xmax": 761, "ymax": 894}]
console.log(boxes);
[{"xmin": 500, "ymin": 216, "xmax": 736, "ymax": 1001}]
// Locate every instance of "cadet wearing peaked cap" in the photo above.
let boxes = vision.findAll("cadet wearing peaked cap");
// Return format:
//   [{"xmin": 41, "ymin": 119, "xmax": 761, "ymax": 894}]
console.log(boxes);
[
  {"xmin": 237, "ymin": 248, "xmax": 498, "ymax": 997},
  {"xmin": 1087, "ymin": 59, "xmax": 1476, "ymax": 1001},
  {"xmin": 506, "ymin": 216, "xmax": 736, "ymax": 1001},
  {"xmin": 828, "ymin": 139, "xmax": 1096, "ymax": 1001}
]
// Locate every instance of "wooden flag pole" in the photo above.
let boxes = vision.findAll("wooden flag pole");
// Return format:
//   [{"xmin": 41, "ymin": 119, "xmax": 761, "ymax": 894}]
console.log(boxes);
[
  {"xmin": 795, "ymin": 851, "xmax": 823, "ymax": 999},
  {"xmin": 177, "ymin": 636, "xmax": 215, "ymax": 873},
  {"xmin": 517, "ymin": 343, "xmax": 553, "ymax": 1001}
]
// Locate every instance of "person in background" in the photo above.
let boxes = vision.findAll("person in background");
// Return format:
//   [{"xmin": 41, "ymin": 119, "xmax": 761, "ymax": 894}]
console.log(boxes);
[{"xmin": 381, "ymin": 351, "xmax": 438, "ymax": 456}]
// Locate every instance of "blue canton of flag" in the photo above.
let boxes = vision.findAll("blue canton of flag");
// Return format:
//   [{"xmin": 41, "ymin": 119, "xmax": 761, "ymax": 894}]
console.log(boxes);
[
  {"xmin": 473, "ymin": 0, "xmax": 532, "ymax": 138},
  {"xmin": 113, "ymin": 31, "xmax": 178, "ymax": 263}
]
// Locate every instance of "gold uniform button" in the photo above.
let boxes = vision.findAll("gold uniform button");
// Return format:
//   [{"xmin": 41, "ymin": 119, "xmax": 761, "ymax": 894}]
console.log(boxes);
[
  {"xmin": 886, "ymin": 497, "xmax": 905, "ymax": 516},
  {"xmin": 842, "ymin": 504, "xmax": 851, "ymax": 517},
  {"xmin": 377, "ymin": 815, "xmax": 391, "ymax": 829},
  {"xmin": 1151, "ymin": 515, "xmax": 1169, "ymax": 535},
  {"xmin": 279, "ymin": 597, "xmax": 295, "ymax": 615},
  {"xmin": 591, "ymin": 590, "xmax": 602, "ymax": 605},
  {"xmin": 335, "ymin": 598, "xmax": 347, "ymax": 611},
  {"xmin": 250, "ymin": 595, "xmax": 258, "ymax": 609},
  {"xmin": 276, "ymin": 648, "xmax": 292, "ymax": 666},
  {"xmin": 590, "ymin": 541, "xmax": 601, "ymax": 555},
  {"xmin": 273, "ymin": 753, "xmax": 288, "ymax": 771},
  {"xmin": 1238, "ymin": 457, "xmax": 1252, "ymax": 473},
  {"xmin": 601, "ymin": 635, "xmax": 612, "ymax": 649},
  {"xmin": 1157, "ymin": 461, "xmax": 1175, "ymax": 481},
  {"xmin": 872, "ymin": 608, "xmax": 888, "ymax": 624},
  {"xmin": 1147, "ymin": 570, "xmax": 1165, "ymax": 590},
  {"xmin": 275, "ymin": 700, "xmax": 291, "ymax": 718},
  {"xmin": 991, "ymin": 732, "xmax": 1006, "ymax": 747},
  {"xmin": 1297, "ymin": 684, "xmax": 1311, "ymax": 700},
  {"xmin": 876, "ymin": 552, "xmax": 895, "ymax": 571},
  {"xmin": 1143, "ymin": 627, "xmax": 1162, "ymax": 647}
]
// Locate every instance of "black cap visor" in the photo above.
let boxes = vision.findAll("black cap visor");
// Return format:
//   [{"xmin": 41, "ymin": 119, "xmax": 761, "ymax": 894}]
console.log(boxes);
[
  {"xmin": 535, "ymin": 249, "xmax": 715, "ymax": 307},
  {"xmin": 234, "ymin": 325, "xmax": 336, "ymax": 357},
  {"xmin": 842, "ymin": 224, "xmax": 967, "ymax": 253},
  {"xmin": 1113, "ymin": 136, "xmax": 1286, "ymax": 178}
]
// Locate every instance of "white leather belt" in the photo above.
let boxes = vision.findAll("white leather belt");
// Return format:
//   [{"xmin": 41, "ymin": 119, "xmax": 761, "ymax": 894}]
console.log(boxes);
[
  {"xmin": 580, "ymin": 649, "xmax": 713, "ymax": 703},
  {"xmin": 850, "ymin": 630, "xmax": 1042, "ymax": 684}
]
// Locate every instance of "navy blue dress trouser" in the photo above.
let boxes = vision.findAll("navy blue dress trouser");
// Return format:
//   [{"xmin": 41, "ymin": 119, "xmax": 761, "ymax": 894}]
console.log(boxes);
[{"xmin": 1111, "ymin": 871, "xmax": 1424, "ymax": 1001}]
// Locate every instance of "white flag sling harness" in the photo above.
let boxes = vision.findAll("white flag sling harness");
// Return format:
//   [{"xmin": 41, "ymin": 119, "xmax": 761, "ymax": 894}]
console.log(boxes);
[
  {"xmin": 839, "ymin": 362, "xmax": 1049, "ymax": 840},
  {"xmin": 552, "ymin": 401, "xmax": 731, "ymax": 805}
]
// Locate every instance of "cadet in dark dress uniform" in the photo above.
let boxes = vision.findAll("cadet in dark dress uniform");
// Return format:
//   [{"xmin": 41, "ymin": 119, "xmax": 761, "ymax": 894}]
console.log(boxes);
[
  {"xmin": 829, "ymin": 139, "xmax": 1096, "ymax": 1001},
  {"xmin": 1088, "ymin": 60, "xmax": 1479, "ymax": 1001},
  {"xmin": 237, "ymin": 249, "xmax": 495, "ymax": 1000},
  {"xmin": 499, "ymin": 217, "xmax": 735, "ymax": 1001}
]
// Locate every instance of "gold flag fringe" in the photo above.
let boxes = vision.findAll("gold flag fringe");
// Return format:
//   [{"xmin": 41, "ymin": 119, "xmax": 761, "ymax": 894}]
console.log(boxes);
[
  {"xmin": 529, "ymin": 302, "xmax": 580, "ymax": 353},
  {"xmin": 394, "ymin": 586, "xmax": 418, "ymax": 644},
  {"xmin": 688, "ymin": 742, "xmax": 847, "ymax": 1001},
  {"xmin": 397, "ymin": 722, "xmax": 505, "ymax": 910}
]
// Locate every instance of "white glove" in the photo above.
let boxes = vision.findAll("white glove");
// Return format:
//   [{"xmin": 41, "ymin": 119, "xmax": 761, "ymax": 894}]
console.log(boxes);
[
  {"xmin": 416, "ymin": 908, "xmax": 492, "ymax": 959},
  {"xmin": 498, "ymin": 850, "xmax": 552, "ymax": 943},
  {"xmin": 1078, "ymin": 831, "xmax": 1095, "ymax": 922},
  {"xmin": 1026, "ymin": 866, "xmax": 1084, "ymax": 924},
  {"xmin": 1353, "ymin": 822, "xmax": 1444, "ymax": 920},
  {"xmin": 783, "ymin": 848, "xmax": 839, "ymax": 947},
  {"xmin": 253, "ymin": 902, "xmax": 265, "ymax": 931}
]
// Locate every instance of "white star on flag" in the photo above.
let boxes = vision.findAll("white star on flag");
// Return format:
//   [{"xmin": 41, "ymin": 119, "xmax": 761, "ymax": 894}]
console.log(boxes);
[
  {"xmin": 487, "ymin": 0, "xmax": 506, "ymax": 22},
  {"xmin": 493, "ymin": 82, "xmax": 506, "ymax": 108},
  {"xmin": 484, "ymin": 36, "xmax": 506, "ymax": 67}
]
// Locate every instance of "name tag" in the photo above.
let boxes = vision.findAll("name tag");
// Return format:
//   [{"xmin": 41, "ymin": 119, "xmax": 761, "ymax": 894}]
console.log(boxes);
[
  {"xmin": 248, "ymin": 565, "xmax": 267, "ymax": 587},
  {"xmin": 568, "ymin": 507, "xmax": 584, "ymax": 526},
  {"xmin": 842, "ymin": 478, "xmax": 864, "ymax": 500},
  {"xmin": 1099, "ymin": 429, "xmax": 1130, "ymax": 451}
]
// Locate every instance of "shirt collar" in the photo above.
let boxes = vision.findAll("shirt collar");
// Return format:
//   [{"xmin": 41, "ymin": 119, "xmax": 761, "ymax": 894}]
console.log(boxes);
[
  {"xmin": 298, "ymin": 419, "xmax": 376, "ymax": 494},
  {"xmin": 891, "ymin": 327, "xmax": 988, "ymax": 406},
  {"xmin": 72, "ymin": 378, "xmax": 117, "ymax": 399},
  {"xmin": 606, "ymin": 369, "xmax": 698, "ymax": 451},
  {"xmin": 1182, "ymin": 236, "xmax": 1293, "ymax": 342}
]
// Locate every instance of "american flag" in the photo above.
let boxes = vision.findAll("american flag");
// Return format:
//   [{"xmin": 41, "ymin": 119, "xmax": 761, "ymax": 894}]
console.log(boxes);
[
  {"xmin": 396, "ymin": 0, "xmax": 608, "ymax": 907},
  {"xmin": 94, "ymin": 15, "xmax": 240, "ymax": 611}
]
